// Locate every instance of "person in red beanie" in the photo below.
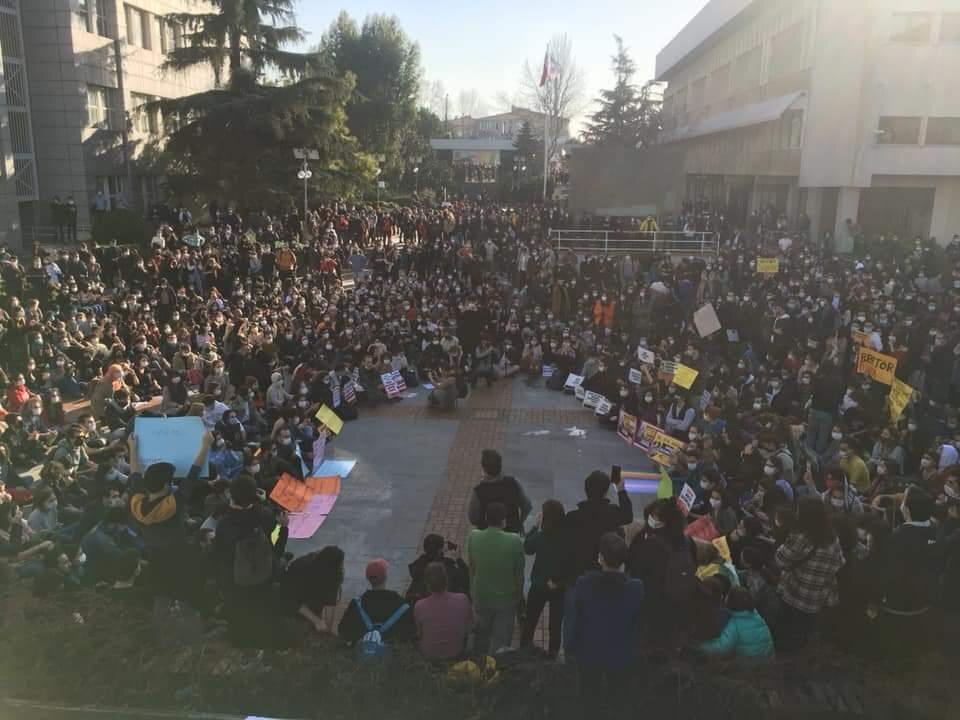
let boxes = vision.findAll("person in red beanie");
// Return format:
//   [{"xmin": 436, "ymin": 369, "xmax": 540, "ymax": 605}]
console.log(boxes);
[{"xmin": 338, "ymin": 557, "xmax": 416, "ymax": 644}]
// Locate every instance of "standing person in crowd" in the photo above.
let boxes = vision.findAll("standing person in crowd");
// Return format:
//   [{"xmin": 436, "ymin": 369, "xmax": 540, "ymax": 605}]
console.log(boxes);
[
  {"xmin": 467, "ymin": 449, "xmax": 532, "ymax": 534},
  {"xmin": 466, "ymin": 503, "xmax": 525, "ymax": 654},
  {"xmin": 520, "ymin": 499, "xmax": 571, "ymax": 658},
  {"xmin": 566, "ymin": 470, "xmax": 633, "ymax": 579}
]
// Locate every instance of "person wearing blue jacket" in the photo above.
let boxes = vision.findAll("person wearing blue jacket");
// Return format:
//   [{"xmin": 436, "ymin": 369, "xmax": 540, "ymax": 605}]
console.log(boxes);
[
  {"xmin": 699, "ymin": 587, "xmax": 774, "ymax": 659},
  {"xmin": 565, "ymin": 532, "xmax": 644, "ymax": 707}
]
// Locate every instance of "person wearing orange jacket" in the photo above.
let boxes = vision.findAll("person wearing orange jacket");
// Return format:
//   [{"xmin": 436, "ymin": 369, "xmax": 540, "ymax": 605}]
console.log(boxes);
[{"xmin": 592, "ymin": 294, "xmax": 616, "ymax": 329}]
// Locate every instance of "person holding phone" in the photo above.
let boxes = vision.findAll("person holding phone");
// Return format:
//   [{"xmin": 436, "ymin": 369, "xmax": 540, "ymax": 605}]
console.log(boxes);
[{"xmin": 565, "ymin": 469, "xmax": 633, "ymax": 579}]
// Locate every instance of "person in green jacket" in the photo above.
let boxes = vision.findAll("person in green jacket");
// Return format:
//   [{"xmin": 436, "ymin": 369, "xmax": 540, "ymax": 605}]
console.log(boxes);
[{"xmin": 699, "ymin": 587, "xmax": 775, "ymax": 659}]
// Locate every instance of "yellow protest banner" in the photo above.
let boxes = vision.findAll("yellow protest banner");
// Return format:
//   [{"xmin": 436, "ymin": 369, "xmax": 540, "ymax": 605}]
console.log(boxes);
[
  {"xmin": 648, "ymin": 431, "xmax": 686, "ymax": 467},
  {"xmin": 314, "ymin": 404, "xmax": 344, "ymax": 435},
  {"xmin": 757, "ymin": 258, "xmax": 779, "ymax": 274},
  {"xmin": 851, "ymin": 330, "xmax": 869, "ymax": 347},
  {"xmin": 888, "ymin": 378, "xmax": 914, "ymax": 422},
  {"xmin": 712, "ymin": 536, "xmax": 732, "ymax": 563},
  {"xmin": 856, "ymin": 346, "xmax": 898, "ymax": 386},
  {"xmin": 672, "ymin": 363, "xmax": 699, "ymax": 390}
]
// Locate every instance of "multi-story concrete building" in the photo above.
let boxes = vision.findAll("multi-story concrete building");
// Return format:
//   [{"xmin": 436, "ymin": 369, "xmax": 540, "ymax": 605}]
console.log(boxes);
[
  {"xmin": 652, "ymin": 0, "xmax": 960, "ymax": 242},
  {"xmin": 0, "ymin": 0, "xmax": 214, "ymax": 249}
]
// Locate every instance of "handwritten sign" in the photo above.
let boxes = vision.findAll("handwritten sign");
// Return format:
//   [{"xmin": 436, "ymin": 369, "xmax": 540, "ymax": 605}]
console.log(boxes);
[
  {"xmin": 856, "ymin": 346, "xmax": 898, "ymax": 386},
  {"xmin": 757, "ymin": 257, "xmax": 779, "ymax": 274},
  {"xmin": 648, "ymin": 430, "xmax": 685, "ymax": 467},
  {"xmin": 677, "ymin": 483, "xmax": 697, "ymax": 516},
  {"xmin": 314, "ymin": 405, "xmax": 344, "ymax": 435},
  {"xmin": 672, "ymin": 364, "xmax": 699, "ymax": 390},
  {"xmin": 888, "ymin": 378, "xmax": 914, "ymax": 422},
  {"xmin": 134, "ymin": 416, "xmax": 207, "ymax": 478},
  {"xmin": 564, "ymin": 374, "xmax": 584, "ymax": 389},
  {"xmin": 635, "ymin": 421, "xmax": 662, "ymax": 452},
  {"xmin": 583, "ymin": 391, "xmax": 603, "ymax": 409},
  {"xmin": 617, "ymin": 411, "xmax": 638, "ymax": 445},
  {"xmin": 636, "ymin": 347, "xmax": 656, "ymax": 365},
  {"xmin": 595, "ymin": 397, "xmax": 613, "ymax": 416},
  {"xmin": 628, "ymin": 368, "xmax": 645, "ymax": 384}
]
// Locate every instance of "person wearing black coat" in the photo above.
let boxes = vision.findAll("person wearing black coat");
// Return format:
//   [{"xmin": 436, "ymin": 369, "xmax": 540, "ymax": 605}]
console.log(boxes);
[{"xmin": 565, "ymin": 471, "xmax": 633, "ymax": 580}]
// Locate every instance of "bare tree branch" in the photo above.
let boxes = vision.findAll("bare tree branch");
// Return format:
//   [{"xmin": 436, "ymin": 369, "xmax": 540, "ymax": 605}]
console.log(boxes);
[{"xmin": 456, "ymin": 89, "xmax": 486, "ymax": 118}]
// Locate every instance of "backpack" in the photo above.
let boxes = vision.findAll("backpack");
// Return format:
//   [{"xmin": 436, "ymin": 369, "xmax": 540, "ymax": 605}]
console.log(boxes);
[
  {"xmin": 354, "ymin": 599, "xmax": 409, "ymax": 659},
  {"xmin": 233, "ymin": 528, "xmax": 275, "ymax": 587},
  {"xmin": 474, "ymin": 477, "xmax": 524, "ymax": 533}
]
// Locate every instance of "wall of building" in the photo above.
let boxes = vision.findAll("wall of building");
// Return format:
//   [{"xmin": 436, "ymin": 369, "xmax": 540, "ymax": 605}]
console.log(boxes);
[{"xmin": 19, "ymin": 0, "xmax": 215, "ymax": 232}]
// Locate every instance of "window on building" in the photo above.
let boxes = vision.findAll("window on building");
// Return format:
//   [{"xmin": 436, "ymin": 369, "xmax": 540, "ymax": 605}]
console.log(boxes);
[
  {"xmin": 96, "ymin": 176, "xmax": 126, "ymax": 210},
  {"xmin": 877, "ymin": 116, "xmax": 922, "ymax": 145},
  {"xmin": 941, "ymin": 13, "xmax": 960, "ymax": 42},
  {"xmin": 769, "ymin": 23, "xmax": 803, "ymax": 78},
  {"xmin": 125, "ymin": 5, "xmax": 152, "ymax": 50},
  {"xmin": 709, "ymin": 64, "xmax": 730, "ymax": 105},
  {"xmin": 735, "ymin": 47, "xmax": 761, "ymax": 91},
  {"xmin": 925, "ymin": 117, "xmax": 960, "ymax": 145},
  {"xmin": 130, "ymin": 92, "xmax": 158, "ymax": 135},
  {"xmin": 86, "ymin": 85, "xmax": 119, "ymax": 129},
  {"xmin": 778, "ymin": 109, "xmax": 804, "ymax": 149},
  {"xmin": 141, "ymin": 175, "xmax": 162, "ymax": 210},
  {"xmin": 77, "ymin": 0, "xmax": 112, "ymax": 37},
  {"xmin": 690, "ymin": 77, "xmax": 706, "ymax": 109},
  {"xmin": 890, "ymin": 12, "xmax": 933, "ymax": 42}
]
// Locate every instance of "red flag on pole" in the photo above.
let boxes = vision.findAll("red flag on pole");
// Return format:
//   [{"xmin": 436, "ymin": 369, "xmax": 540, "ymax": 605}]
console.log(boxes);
[{"xmin": 539, "ymin": 49, "xmax": 550, "ymax": 87}]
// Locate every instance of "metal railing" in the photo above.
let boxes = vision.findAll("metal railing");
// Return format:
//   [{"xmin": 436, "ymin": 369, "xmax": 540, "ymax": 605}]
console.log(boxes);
[
  {"xmin": 551, "ymin": 229, "xmax": 720, "ymax": 256},
  {"xmin": 22, "ymin": 225, "xmax": 93, "ymax": 245}
]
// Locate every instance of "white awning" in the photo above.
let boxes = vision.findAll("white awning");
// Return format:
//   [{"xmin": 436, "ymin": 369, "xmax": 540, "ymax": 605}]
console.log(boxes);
[{"xmin": 659, "ymin": 91, "xmax": 805, "ymax": 144}]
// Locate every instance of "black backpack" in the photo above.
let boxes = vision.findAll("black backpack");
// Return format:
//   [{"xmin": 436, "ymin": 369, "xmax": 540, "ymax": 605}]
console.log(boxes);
[
  {"xmin": 474, "ymin": 477, "xmax": 524, "ymax": 533},
  {"xmin": 233, "ymin": 528, "xmax": 275, "ymax": 587}
]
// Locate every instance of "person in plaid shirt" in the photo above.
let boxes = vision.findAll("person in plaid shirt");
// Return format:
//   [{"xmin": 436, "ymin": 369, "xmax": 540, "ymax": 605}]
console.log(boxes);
[{"xmin": 774, "ymin": 497, "xmax": 845, "ymax": 650}]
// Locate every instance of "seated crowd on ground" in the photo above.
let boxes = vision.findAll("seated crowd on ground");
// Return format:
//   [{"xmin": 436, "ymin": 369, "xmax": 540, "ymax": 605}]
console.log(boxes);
[{"xmin": 0, "ymin": 201, "xmax": 958, "ymax": 697}]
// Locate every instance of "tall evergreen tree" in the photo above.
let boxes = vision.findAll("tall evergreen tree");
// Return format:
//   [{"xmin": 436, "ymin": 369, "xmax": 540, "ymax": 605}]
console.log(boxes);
[
  {"xmin": 513, "ymin": 120, "xmax": 540, "ymax": 170},
  {"xmin": 583, "ymin": 35, "xmax": 661, "ymax": 149},
  {"xmin": 155, "ymin": 1, "xmax": 375, "ymax": 205}
]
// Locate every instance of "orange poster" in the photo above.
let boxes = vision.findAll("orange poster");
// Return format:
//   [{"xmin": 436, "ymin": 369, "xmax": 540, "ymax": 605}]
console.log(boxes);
[{"xmin": 269, "ymin": 473, "xmax": 312, "ymax": 512}]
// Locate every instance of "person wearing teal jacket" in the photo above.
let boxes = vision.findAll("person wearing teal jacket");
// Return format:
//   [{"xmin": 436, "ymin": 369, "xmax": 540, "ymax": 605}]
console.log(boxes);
[{"xmin": 699, "ymin": 587, "xmax": 775, "ymax": 659}]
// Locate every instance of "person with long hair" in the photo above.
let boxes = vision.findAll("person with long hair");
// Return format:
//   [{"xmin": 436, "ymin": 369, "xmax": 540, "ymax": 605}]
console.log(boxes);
[
  {"xmin": 282, "ymin": 545, "xmax": 345, "ymax": 634},
  {"xmin": 773, "ymin": 497, "xmax": 845, "ymax": 651},
  {"xmin": 520, "ymin": 499, "xmax": 571, "ymax": 658}
]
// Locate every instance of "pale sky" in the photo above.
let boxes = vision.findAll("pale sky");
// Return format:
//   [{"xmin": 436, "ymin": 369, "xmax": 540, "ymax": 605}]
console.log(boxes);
[{"xmin": 293, "ymin": 0, "xmax": 708, "ymax": 131}]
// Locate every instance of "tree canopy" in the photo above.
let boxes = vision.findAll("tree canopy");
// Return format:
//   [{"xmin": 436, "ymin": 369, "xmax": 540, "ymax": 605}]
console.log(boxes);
[
  {"xmin": 314, "ymin": 13, "xmax": 422, "ymax": 183},
  {"xmin": 155, "ymin": 0, "xmax": 375, "ymax": 207},
  {"xmin": 582, "ymin": 35, "xmax": 661, "ymax": 149},
  {"xmin": 513, "ymin": 120, "xmax": 541, "ymax": 170}
]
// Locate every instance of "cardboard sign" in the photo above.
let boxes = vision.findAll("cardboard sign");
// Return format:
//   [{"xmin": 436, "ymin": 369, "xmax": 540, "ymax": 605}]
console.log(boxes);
[
  {"xmin": 672, "ymin": 364, "xmax": 699, "ymax": 390},
  {"xmin": 617, "ymin": 411, "xmax": 638, "ymax": 444},
  {"xmin": 583, "ymin": 390, "xmax": 603, "ymax": 409},
  {"xmin": 134, "ymin": 416, "xmax": 207, "ymax": 478},
  {"xmin": 314, "ymin": 405, "xmax": 344, "ymax": 435},
  {"xmin": 381, "ymin": 370, "xmax": 407, "ymax": 399},
  {"xmin": 757, "ymin": 257, "xmax": 779, "ymax": 274},
  {"xmin": 648, "ymin": 430, "xmax": 685, "ymax": 466},
  {"xmin": 628, "ymin": 368, "xmax": 645, "ymax": 384},
  {"xmin": 595, "ymin": 397, "xmax": 613, "ymax": 416},
  {"xmin": 851, "ymin": 330, "xmax": 869, "ymax": 347},
  {"xmin": 677, "ymin": 483, "xmax": 697, "ymax": 516},
  {"xmin": 658, "ymin": 360, "xmax": 677, "ymax": 383},
  {"xmin": 856, "ymin": 346, "xmax": 898, "ymax": 386},
  {"xmin": 564, "ymin": 373, "xmax": 584, "ymax": 389},
  {"xmin": 635, "ymin": 421, "xmax": 662, "ymax": 452},
  {"xmin": 636, "ymin": 347, "xmax": 656, "ymax": 365},
  {"xmin": 693, "ymin": 303, "xmax": 722, "ymax": 338},
  {"xmin": 288, "ymin": 493, "xmax": 339, "ymax": 539},
  {"xmin": 888, "ymin": 377, "xmax": 914, "ymax": 421}
]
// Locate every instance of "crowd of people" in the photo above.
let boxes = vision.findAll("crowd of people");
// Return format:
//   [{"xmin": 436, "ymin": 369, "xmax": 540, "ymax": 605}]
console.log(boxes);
[{"xmin": 0, "ymin": 198, "xmax": 959, "ymax": 702}]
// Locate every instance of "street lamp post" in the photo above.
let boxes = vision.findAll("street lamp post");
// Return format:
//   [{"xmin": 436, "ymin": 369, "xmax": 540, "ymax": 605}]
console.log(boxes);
[
  {"xmin": 413, "ymin": 166, "xmax": 420, "ymax": 194},
  {"xmin": 293, "ymin": 148, "xmax": 319, "ymax": 236}
]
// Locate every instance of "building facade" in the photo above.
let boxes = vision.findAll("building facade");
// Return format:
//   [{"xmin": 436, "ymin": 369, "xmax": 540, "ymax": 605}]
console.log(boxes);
[
  {"xmin": 655, "ymin": 0, "xmax": 960, "ymax": 242},
  {"xmin": 0, "ymin": 0, "xmax": 214, "ymax": 249}
]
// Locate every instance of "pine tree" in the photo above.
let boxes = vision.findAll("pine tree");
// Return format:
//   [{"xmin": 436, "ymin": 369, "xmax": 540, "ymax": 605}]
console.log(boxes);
[
  {"xmin": 154, "ymin": 1, "xmax": 375, "ymax": 204},
  {"xmin": 513, "ymin": 120, "xmax": 540, "ymax": 169},
  {"xmin": 583, "ymin": 36, "xmax": 661, "ymax": 149}
]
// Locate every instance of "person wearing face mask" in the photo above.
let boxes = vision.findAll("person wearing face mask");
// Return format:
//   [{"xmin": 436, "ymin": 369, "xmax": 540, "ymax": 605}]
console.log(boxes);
[
  {"xmin": 665, "ymin": 393, "xmax": 696, "ymax": 441},
  {"xmin": 868, "ymin": 428, "xmax": 905, "ymax": 475},
  {"xmin": 806, "ymin": 362, "xmax": 845, "ymax": 457},
  {"xmin": 265, "ymin": 371, "xmax": 292, "ymax": 411},
  {"xmin": 813, "ymin": 465, "xmax": 863, "ymax": 514},
  {"xmin": 837, "ymin": 440, "xmax": 870, "ymax": 494}
]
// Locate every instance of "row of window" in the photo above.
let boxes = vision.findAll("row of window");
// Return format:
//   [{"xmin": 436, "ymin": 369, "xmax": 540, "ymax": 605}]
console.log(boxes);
[
  {"xmin": 86, "ymin": 84, "xmax": 160, "ymax": 135},
  {"xmin": 95, "ymin": 174, "xmax": 163, "ymax": 211},
  {"xmin": 891, "ymin": 11, "xmax": 960, "ymax": 43},
  {"xmin": 76, "ymin": 0, "xmax": 185, "ymax": 53},
  {"xmin": 877, "ymin": 116, "xmax": 960, "ymax": 146}
]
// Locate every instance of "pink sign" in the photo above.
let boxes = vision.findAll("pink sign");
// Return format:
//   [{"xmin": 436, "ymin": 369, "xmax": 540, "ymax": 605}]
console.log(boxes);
[{"xmin": 287, "ymin": 493, "xmax": 339, "ymax": 539}]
